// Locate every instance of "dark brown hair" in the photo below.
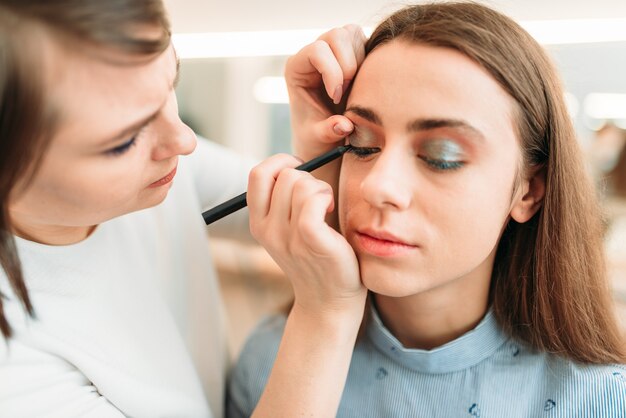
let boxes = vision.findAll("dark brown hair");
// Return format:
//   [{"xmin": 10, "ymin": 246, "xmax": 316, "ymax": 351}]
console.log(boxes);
[
  {"xmin": 0, "ymin": 0, "xmax": 171, "ymax": 339},
  {"xmin": 365, "ymin": 2, "xmax": 625, "ymax": 363}
]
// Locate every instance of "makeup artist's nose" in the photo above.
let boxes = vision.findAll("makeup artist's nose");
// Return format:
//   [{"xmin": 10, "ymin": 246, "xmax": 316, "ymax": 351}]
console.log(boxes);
[
  {"xmin": 360, "ymin": 147, "xmax": 412, "ymax": 210},
  {"xmin": 151, "ymin": 92, "xmax": 197, "ymax": 161}
]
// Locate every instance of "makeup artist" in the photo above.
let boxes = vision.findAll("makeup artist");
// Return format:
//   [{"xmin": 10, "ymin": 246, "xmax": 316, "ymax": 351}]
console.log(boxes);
[{"xmin": 0, "ymin": 1, "xmax": 365, "ymax": 416}]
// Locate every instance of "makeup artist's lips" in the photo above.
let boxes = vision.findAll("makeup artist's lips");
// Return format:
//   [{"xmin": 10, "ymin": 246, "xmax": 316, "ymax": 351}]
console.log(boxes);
[
  {"xmin": 149, "ymin": 166, "xmax": 177, "ymax": 188},
  {"xmin": 354, "ymin": 229, "xmax": 418, "ymax": 257}
]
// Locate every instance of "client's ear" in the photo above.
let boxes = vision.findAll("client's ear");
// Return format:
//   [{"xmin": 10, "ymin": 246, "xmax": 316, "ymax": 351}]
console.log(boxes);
[{"xmin": 510, "ymin": 165, "xmax": 546, "ymax": 223}]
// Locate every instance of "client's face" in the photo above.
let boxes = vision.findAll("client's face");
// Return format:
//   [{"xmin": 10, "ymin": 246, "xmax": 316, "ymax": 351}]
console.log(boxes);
[{"xmin": 339, "ymin": 40, "xmax": 522, "ymax": 298}]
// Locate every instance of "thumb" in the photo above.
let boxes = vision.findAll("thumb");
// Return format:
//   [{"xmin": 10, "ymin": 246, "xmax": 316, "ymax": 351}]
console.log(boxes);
[{"xmin": 314, "ymin": 115, "xmax": 354, "ymax": 144}]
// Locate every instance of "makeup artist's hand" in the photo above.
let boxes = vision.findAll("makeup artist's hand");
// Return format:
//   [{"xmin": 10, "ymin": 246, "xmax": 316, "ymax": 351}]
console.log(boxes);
[
  {"xmin": 286, "ymin": 24, "xmax": 366, "ymax": 161},
  {"xmin": 248, "ymin": 155, "xmax": 366, "ymax": 418},
  {"xmin": 247, "ymin": 155, "xmax": 366, "ymax": 316}
]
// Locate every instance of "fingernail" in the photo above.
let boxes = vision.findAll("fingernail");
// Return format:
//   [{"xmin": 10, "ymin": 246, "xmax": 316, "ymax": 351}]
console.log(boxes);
[
  {"xmin": 333, "ymin": 120, "xmax": 351, "ymax": 136},
  {"xmin": 332, "ymin": 85, "xmax": 343, "ymax": 104}
]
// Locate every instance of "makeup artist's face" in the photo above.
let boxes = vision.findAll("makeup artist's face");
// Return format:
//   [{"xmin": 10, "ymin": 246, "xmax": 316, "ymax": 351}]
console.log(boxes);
[
  {"xmin": 11, "ymin": 36, "xmax": 195, "ymax": 230},
  {"xmin": 339, "ymin": 41, "xmax": 522, "ymax": 299}
]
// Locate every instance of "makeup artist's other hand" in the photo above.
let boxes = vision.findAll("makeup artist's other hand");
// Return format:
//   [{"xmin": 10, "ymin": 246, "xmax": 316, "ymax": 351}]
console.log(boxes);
[
  {"xmin": 248, "ymin": 155, "xmax": 366, "ymax": 316},
  {"xmin": 286, "ymin": 25, "xmax": 366, "ymax": 161}
]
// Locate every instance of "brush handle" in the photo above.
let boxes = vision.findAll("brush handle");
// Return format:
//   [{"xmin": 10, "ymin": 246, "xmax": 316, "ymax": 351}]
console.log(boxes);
[{"xmin": 202, "ymin": 145, "xmax": 351, "ymax": 225}]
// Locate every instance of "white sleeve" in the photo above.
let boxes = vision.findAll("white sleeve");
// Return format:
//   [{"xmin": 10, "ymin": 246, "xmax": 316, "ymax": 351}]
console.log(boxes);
[
  {"xmin": 185, "ymin": 136, "xmax": 259, "ymax": 242},
  {"xmin": 0, "ymin": 340, "xmax": 125, "ymax": 418}
]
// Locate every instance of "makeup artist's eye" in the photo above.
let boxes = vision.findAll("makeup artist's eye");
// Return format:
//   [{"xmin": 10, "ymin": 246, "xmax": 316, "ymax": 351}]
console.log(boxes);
[
  {"xmin": 418, "ymin": 139, "xmax": 465, "ymax": 171},
  {"xmin": 106, "ymin": 136, "xmax": 137, "ymax": 156}
]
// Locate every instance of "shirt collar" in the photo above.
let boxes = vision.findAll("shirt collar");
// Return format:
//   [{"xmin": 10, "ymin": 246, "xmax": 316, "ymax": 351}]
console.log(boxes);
[{"xmin": 366, "ymin": 303, "xmax": 509, "ymax": 374}]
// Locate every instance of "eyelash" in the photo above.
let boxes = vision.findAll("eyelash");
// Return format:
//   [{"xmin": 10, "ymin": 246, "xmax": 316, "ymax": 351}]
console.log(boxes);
[
  {"xmin": 106, "ymin": 137, "xmax": 137, "ymax": 156},
  {"xmin": 106, "ymin": 135, "xmax": 137, "ymax": 156},
  {"xmin": 419, "ymin": 156, "xmax": 465, "ymax": 171},
  {"xmin": 106, "ymin": 123, "xmax": 150, "ymax": 156},
  {"xmin": 346, "ymin": 145, "xmax": 381, "ymax": 158}
]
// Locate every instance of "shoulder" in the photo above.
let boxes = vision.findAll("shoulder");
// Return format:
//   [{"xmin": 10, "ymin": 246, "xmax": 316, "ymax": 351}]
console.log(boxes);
[
  {"xmin": 570, "ymin": 360, "xmax": 626, "ymax": 390},
  {"xmin": 492, "ymin": 342, "xmax": 626, "ymax": 415},
  {"xmin": 227, "ymin": 315, "xmax": 286, "ymax": 418},
  {"xmin": 549, "ymin": 355, "xmax": 626, "ymax": 387},
  {"xmin": 547, "ymin": 355, "xmax": 626, "ymax": 414}
]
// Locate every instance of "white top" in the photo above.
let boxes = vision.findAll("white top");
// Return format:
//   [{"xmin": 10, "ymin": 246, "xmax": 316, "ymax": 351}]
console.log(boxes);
[{"xmin": 0, "ymin": 138, "xmax": 256, "ymax": 418}]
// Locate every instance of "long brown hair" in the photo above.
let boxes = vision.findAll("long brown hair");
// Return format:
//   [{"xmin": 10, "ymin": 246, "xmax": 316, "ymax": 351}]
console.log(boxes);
[
  {"xmin": 366, "ymin": 2, "xmax": 625, "ymax": 363},
  {"xmin": 0, "ymin": 0, "xmax": 170, "ymax": 339}
]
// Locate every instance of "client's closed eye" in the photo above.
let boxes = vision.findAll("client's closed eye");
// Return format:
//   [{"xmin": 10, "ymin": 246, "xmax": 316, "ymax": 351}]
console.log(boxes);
[
  {"xmin": 345, "ymin": 127, "xmax": 381, "ymax": 159},
  {"xmin": 418, "ymin": 139, "xmax": 466, "ymax": 171},
  {"xmin": 346, "ymin": 145, "xmax": 382, "ymax": 159},
  {"xmin": 418, "ymin": 156, "xmax": 465, "ymax": 171}
]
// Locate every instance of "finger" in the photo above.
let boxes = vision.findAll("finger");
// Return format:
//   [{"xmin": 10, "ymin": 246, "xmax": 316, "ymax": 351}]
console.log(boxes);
[
  {"xmin": 318, "ymin": 25, "xmax": 366, "ymax": 100},
  {"xmin": 307, "ymin": 40, "xmax": 347, "ymax": 105},
  {"xmin": 288, "ymin": 40, "xmax": 344, "ymax": 104},
  {"xmin": 300, "ymin": 114, "xmax": 354, "ymax": 149},
  {"xmin": 290, "ymin": 176, "xmax": 334, "ymax": 227},
  {"xmin": 290, "ymin": 114, "xmax": 354, "ymax": 167},
  {"xmin": 343, "ymin": 24, "xmax": 367, "ymax": 67},
  {"xmin": 318, "ymin": 28, "xmax": 358, "ymax": 92},
  {"xmin": 321, "ymin": 114, "xmax": 355, "ymax": 143},
  {"xmin": 247, "ymin": 154, "xmax": 302, "ymax": 222},
  {"xmin": 268, "ymin": 168, "xmax": 311, "ymax": 225},
  {"xmin": 342, "ymin": 24, "xmax": 367, "ymax": 95},
  {"xmin": 295, "ymin": 189, "xmax": 341, "ymax": 255}
]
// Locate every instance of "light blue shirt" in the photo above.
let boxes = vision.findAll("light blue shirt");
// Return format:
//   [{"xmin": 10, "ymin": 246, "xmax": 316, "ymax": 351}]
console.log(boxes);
[{"xmin": 227, "ymin": 306, "xmax": 626, "ymax": 417}]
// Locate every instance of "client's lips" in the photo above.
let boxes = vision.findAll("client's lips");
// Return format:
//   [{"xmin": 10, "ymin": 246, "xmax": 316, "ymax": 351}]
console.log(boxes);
[
  {"xmin": 355, "ymin": 228, "xmax": 418, "ymax": 257},
  {"xmin": 149, "ymin": 166, "xmax": 177, "ymax": 188}
]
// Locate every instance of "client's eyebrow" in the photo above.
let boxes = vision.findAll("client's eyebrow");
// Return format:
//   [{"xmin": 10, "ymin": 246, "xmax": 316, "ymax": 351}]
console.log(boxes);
[
  {"xmin": 408, "ymin": 118, "xmax": 485, "ymax": 143},
  {"xmin": 345, "ymin": 106, "xmax": 382, "ymax": 125},
  {"xmin": 346, "ymin": 105, "xmax": 485, "ymax": 143}
]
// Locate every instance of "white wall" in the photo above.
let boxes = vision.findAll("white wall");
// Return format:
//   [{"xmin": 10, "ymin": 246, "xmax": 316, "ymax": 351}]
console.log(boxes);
[{"xmin": 164, "ymin": 0, "xmax": 626, "ymax": 32}]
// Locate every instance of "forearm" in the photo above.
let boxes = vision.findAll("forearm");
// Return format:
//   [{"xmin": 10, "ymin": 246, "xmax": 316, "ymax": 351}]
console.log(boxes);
[
  {"xmin": 252, "ymin": 305, "xmax": 362, "ymax": 417},
  {"xmin": 246, "ymin": 153, "xmax": 366, "ymax": 417}
]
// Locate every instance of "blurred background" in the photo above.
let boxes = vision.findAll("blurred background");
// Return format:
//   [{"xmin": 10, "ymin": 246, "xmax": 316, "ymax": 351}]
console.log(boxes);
[{"xmin": 165, "ymin": 0, "xmax": 626, "ymax": 355}]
